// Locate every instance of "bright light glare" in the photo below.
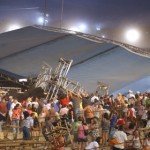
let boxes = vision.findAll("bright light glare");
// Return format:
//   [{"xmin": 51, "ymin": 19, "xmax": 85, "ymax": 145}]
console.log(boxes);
[
  {"xmin": 96, "ymin": 27, "xmax": 101, "ymax": 31},
  {"xmin": 38, "ymin": 17, "xmax": 44, "ymax": 24},
  {"xmin": 125, "ymin": 29, "xmax": 140, "ymax": 42},
  {"xmin": 69, "ymin": 23, "xmax": 87, "ymax": 33},
  {"xmin": 79, "ymin": 24, "xmax": 87, "ymax": 32},
  {"xmin": 19, "ymin": 79, "xmax": 27, "ymax": 82},
  {"xmin": 46, "ymin": 14, "xmax": 49, "ymax": 17},
  {"xmin": 45, "ymin": 19, "xmax": 48, "ymax": 23},
  {"xmin": 96, "ymin": 25, "xmax": 101, "ymax": 31},
  {"xmin": 69, "ymin": 27, "xmax": 79, "ymax": 32},
  {"xmin": 7, "ymin": 24, "xmax": 21, "ymax": 31}
]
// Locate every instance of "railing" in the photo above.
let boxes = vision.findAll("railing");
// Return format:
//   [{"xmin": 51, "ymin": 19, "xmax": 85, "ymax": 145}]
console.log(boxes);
[{"xmin": 0, "ymin": 125, "xmax": 149, "ymax": 150}]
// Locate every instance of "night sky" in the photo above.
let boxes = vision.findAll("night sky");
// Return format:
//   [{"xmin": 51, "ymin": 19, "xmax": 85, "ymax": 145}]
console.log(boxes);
[{"xmin": 0, "ymin": 0, "xmax": 150, "ymax": 48}]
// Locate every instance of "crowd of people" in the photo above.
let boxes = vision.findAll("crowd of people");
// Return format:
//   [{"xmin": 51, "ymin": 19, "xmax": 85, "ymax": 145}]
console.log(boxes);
[{"xmin": 0, "ymin": 89, "xmax": 150, "ymax": 150}]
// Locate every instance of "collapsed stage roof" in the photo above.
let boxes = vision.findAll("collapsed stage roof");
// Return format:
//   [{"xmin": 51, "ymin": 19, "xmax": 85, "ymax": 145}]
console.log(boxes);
[{"xmin": 0, "ymin": 26, "xmax": 150, "ymax": 92}]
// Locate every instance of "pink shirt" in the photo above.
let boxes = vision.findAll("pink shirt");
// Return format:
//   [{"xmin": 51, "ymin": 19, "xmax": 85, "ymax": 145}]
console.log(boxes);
[
  {"xmin": 59, "ymin": 107, "xmax": 68, "ymax": 116},
  {"xmin": 78, "ymin": 125, "xmax": 88, "ymax": 139}
]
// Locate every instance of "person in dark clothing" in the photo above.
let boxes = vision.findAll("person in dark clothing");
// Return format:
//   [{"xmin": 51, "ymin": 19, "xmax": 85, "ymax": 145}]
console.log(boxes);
[
  {"xmin": 6, "ymin": 96, "xmax": 13, "ymax": 124},
  {"xmin": 0, "ymin": 99, "xmax": 7, "ymax": 131},
  {"xmin": 67, "ymin": 104, "xmax": 74, "ymax": 123},
  {"xmin": 0, "ymin": 112, "xmax": 6, "ymax": 131}
]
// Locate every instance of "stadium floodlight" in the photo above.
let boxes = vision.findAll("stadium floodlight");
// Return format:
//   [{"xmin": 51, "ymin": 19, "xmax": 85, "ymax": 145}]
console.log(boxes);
[
  {"xmin": 125, "ymin": 29, "xmax": 140, "ymax": 43},
  {"xmin": 46, "ymin": 13, "xmax": 49, "ymax": 17},
  {"xmin": 96, "ymin": 25, "xmax": 101, "ymax": 31},
  {"xmin": 78, "ymin": 23, "xmax": 87, "ymax": 32},
  {"xmin": 37, "ymin": 17, "xmax": 44, "ymax": 24}
]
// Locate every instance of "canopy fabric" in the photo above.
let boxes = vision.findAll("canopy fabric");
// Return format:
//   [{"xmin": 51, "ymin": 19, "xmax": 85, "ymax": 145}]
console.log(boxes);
[
  {"xmin": 0, "ymin": 26, "xmax": 149, "ymax": 92},
  {"xmin": 113, "ymin": 76, "xmax": 150, "ymax": 96}
]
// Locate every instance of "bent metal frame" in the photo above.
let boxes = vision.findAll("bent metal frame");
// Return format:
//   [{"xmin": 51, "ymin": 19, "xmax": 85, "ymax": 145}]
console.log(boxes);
[{"xmin": 35, "ymin": 58, "xmax": 86, "ymax": 100}]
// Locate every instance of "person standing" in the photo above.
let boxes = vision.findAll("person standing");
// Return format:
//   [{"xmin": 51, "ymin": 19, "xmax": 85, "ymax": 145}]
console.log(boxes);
[
  {"xmin": 112, "ymin": 125, "xmax": 128, "ymax": 150},
  {"xmin": 6, "ymin": 96, "xmax": 13, "ymax": 124},
  {"xmin": 77, "ymin": 121, "xmax": 88, "ymax": 150},
  {"xmin": 84, "ymin": 105, "xmax": 94, "ymax": 124},
  {"xmin": 132, "ymin": 130, "xmax": 142, "ymax": 150},
  {"xmin": 102, "ymin": 113, "xmax": 110, "ymax": 145},
  {"xmin": 67, "ymin": 104, "xmax": 74, "ymax": 123},
  {"xmin": 0, "ymin": 98, "xmax": 7, "ymax": 131},
  {"xmin": 22, "ymin": 111, "xmax": 34, "ymax": 140},
  {"xmin": 11, "ymin": 103, "xmax": 22, "ymax": 134}
]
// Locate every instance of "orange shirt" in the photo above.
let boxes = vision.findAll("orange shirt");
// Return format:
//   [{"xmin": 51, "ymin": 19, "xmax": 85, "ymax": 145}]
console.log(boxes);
[
  {"xmin": 12, "ymin": 108, "xmax": 21, "ymax": 120},
  {"xmin": 0, "ymin": 102, "xmax": 7, "ymax": 114}
]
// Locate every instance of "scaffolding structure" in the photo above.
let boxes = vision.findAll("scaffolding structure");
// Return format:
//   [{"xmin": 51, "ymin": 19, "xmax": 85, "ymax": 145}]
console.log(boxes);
[
  {"xmin": 35, "ymin": 62, "xmax": 52, "ymax": 91},
  {"xmin": 96, "ymin": 81, "xmax": 110, "ymax": 96},
  {"xmin": 35, "ymin": 58, "xmax": 87, "ymax": 100},
  {"xmin": 62, "ymin": 78, "xmax": 85, "ymax": 94},
  {"xmin": 46, "ymin": 58, "xmax": 73, "ymax": 100}
]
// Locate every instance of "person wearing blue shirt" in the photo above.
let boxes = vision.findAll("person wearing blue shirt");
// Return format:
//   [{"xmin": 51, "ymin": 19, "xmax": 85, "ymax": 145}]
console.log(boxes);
[{"xmin": 22, "ymin": 111, "xmax": 34, "ymax": 140}]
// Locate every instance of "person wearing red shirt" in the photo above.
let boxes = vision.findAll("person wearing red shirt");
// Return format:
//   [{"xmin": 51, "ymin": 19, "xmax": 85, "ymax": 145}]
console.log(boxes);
[
  {"xmin": 117, "ymin": 114, "xmax": 126, "ymax": 126},
  {"xmin": 60, "ymin": 97, "xmax": 70, "ymax": 107}
]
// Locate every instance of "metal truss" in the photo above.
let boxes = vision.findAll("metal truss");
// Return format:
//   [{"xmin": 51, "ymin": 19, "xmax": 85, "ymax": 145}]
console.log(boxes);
[
  {"xmin": 35, "ymin": 62, "xmax": 52, "ymax": 91},
  {"xmin": 46, "ymin": 58, "xmax": 73, "ymax": 100},
  {"xmin": 96, "ymin": 81, "xmax": 110, "ymax": 95},
  {"xmin": 34, "ymin": 25, "xmax": 150, "ymax": 58},
  {"xmin": 36, "ymin": 58, "xmax": 86, "ymax": 100},
  {"xmin": 62, "ymin": 77, "xmax": 85, "ymax": 94}
]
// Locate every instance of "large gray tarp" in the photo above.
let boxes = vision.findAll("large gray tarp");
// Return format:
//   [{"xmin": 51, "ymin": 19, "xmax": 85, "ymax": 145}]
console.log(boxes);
[{"xmin": 0, "ymin": 26, "xmax": 149, "ymax": 92}]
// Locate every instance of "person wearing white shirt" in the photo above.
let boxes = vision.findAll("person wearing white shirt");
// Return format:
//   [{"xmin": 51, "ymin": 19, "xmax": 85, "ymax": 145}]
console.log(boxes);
[
  {"xmin": 59, "ymin": 106, "xmax": 69, "ymax": 116},
  {"xmin": 26, "ymin": 97, "xmax": 32, "ymax": 108},
  {"xmin": 113, "ymin": 125, "xmax": 128, "ymax": 150},
  {"xmin": 9, "ymin": 99, "xmax": 21, "ymax": 119},
  {"xmin": 31, "ymin": 97, "xmax": 39, "ymax": 109},
  {"xmin": 141, "ymin": 109, "xmax": 148, "ymax": 127},
  {"xmin": 146, "ymin": 120, "xmax": 150, "ymax": 127},
  {"xmin": 45, "ymin": 100, "xmax": 51, "ymax": 110},
  {"xmin": 127, "ymin": 90, "xmax": 135, "ymax": 99},
  {"xmin": 85, "ymin": 137, "xmax": 100, "ymax": 150},
  {"xmin": 91, "ymin": 96, "xmax": 99, "ymax": 103}
]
